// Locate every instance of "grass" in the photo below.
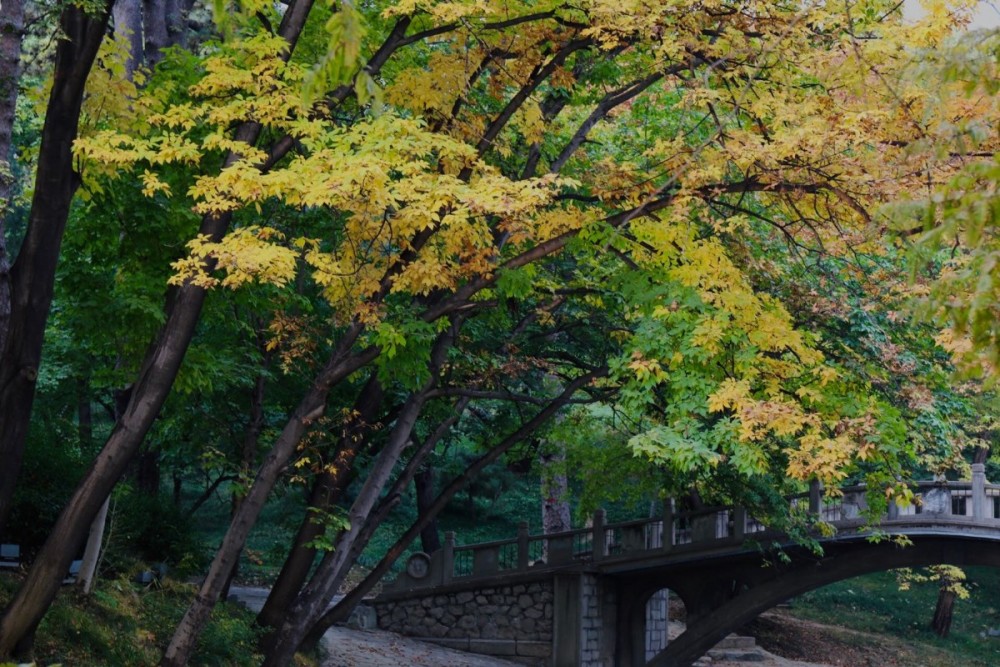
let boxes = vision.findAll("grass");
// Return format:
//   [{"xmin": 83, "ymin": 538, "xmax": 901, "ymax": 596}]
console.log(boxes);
[
  {"xmin": 0, "ymin": 573, "xmax": 264, "ymax": 666},
  {"xmin": 786, "ymin": 567, "xmax": 1000, "ymax": 666}
]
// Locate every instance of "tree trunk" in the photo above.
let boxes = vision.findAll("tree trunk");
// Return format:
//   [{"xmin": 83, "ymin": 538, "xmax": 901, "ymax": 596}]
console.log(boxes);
[
  {"xmin": 302, "ymin": 372, "xmax": 601, "ymax": 648},
  {"xmin": 143, "ymin": 0, "xmax": 170, "ymax": 67},
  {"xmin": 540, "ymin": 442, "xmax": 571, "ymax": 535},
  {"xmin": 160, "ymin": 321, "xmax": 371, "ymax": 667},
  {"xmin": 76, "ymin": 496, "xmax": 110, "ymax": 594},
  {"xmin": 77, "ymin": 380, "xmax": 93, "ymax": 449},
  {"xmin": 256, "ymin": 375, "xmax": 383, "ymax": 638},
  {"xmin": 222, "ymin": 365, "xmax": 267, "ymax": 601},
  {"xmin": 135, "ymin": 446, "xmax": 161, "ymax": 495},
  {"xmin": 0, "ymin": 0, "xmax": 23, "ymax": 364},
  {"xmin": 255, "ymin": 470, "xmax": 338, "ymax": 634},
  {"xmin": 173, "ymin": 471, "xmax": 182, "ymax": 507},
  {"xmin": 113, "ymin": 0, "xmax": 144, "ymax": 77},
  {"xmin": 414, "ymin": 466, "xmax": 441, "ymax": 553},
  {"xmin": 931, "ymin": 587, "xmax": 956, "ymax": 637},
  {"xmin": 0, "ymin": 83, "xmax": 247, "ymax": 667},
  {"xmin": 0, "ymin": 0, "xmax": 111, "ymax": 548},
  {"xmin": 258, "ymin": 324, "xmax": 462, "ymax": 667}
]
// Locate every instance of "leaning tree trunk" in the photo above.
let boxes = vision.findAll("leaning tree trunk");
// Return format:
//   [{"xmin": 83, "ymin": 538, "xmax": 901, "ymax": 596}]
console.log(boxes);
[
  {"xmin": 220, "ymin": 364, "xmax": 268, "ymax": 601},
  {"xmin": 0, "ymin": 0, "xmax": 111, "ymax": 549},
  {"xmin": 301, "ymin": 371, "xmax": 602, "ymax": 649},
  {"xmin": 257, "ymin": 325, "xmax": 461, "ymax": 667},
  {"xmin": 256, "ymin": 376, "xmax": 383, "ymax": 638},
  {"xmin": 160, "ymin": 320, "xmax": 373, "ymax": 667}
]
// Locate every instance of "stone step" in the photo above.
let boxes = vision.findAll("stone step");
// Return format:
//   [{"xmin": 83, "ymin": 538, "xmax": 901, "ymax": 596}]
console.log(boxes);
[
  {"xmin": 706, "ymin": 648, "xmax": 766, "ymax": 662},
  {"xmin": 713, "ymin": 634, "xmax": 756, "ymax": 650}
]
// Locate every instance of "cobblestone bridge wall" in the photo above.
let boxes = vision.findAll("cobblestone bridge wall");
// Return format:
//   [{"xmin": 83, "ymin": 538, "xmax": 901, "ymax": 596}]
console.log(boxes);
[{"xmin": 374, "ymin": 580, "xmax": 553, "ymax": 665}]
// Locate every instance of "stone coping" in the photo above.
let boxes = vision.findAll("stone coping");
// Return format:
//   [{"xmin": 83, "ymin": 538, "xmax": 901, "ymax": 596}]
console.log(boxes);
[
  {"xmin": 376, "ymin": 567, "xmax": 570, "ymax": 602},
  {"xmin": 416, "ymin": 637, "xmax": 551, "ymax": 658}
]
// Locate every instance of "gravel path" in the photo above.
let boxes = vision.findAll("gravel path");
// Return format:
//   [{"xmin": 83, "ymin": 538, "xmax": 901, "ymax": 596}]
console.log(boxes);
[{"xmin": 319, "ymin": 627, "xmax": 522, "ymax": 667}]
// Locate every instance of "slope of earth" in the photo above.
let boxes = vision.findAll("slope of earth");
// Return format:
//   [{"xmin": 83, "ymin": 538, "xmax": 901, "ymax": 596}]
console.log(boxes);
[
  {"xmin": 748, "ymin": 610, "xmax": 989, "ymax": 667},
  {"xmin": 750, "ymin": 567, "xmax": 1000, "ymax": 666}
]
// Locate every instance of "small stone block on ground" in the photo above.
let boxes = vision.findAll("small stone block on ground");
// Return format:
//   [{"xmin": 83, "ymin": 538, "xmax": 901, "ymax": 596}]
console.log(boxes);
[
  {"xmin": 469, "ymin": 639, "xmax": 517, "ymax": 656},
  {"xmin": 515, "ymin": 641, "xmax": 551, "ymax": 657}
]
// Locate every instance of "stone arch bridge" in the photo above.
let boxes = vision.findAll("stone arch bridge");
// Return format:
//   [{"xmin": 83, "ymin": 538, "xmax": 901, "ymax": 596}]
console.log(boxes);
[{"xmin": 373, "ymin": 464, "xmax": 1000, "ymax": 667}]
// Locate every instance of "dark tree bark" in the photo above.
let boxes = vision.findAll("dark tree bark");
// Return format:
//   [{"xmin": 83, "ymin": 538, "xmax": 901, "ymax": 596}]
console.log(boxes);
[
  {"xmin": 540, "ymin": 444, "xmax": 571, "ymax": 534},
  {"xmin": 259, "ymin": 325, "xmax": 461, "ymax": 667},
  {"xmin": 77, "ymin": 380, "xmax": 93, "ymax": 449},
  {"xmin": 255, "ymin": 469, "xmax": 339, "ymax": 634},
  {"xmin": 931, "ymin": 587, "xmax": 956, "ymax": 637},
  {"xmin": 0, "ymin": 0, "xmax": 111, "ymax": 548},
  {"xmin": 159, "ymin": 321, "xmax": 373, "ymax": 667},
  {"xmin": 256, "ymin": 376, "xmax": 384, "ymax": 637},
  {"xmin": 0, "ymin": 0, "xmax": 23, "ymax": 363},
  {"xmin": 113, "ymin": 0, "xmax": 144, "ymax": 77},
  {"xmin": 221, "ymin": 348, "xmax": 268, "ymax": 601},
  {"xmin": 143, "ymin": 0, "xmax": 170, "ymax": 66}
]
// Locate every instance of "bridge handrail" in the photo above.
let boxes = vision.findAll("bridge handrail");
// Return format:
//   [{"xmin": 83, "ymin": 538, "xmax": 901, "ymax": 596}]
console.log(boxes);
[{"xmin": 388, "ymin": 465, "xmax": 996, "ymax": 591}]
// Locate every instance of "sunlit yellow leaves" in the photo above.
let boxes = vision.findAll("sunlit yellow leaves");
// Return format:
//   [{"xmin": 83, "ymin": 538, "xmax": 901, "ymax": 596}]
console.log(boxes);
[
  {"xmin": 627, "ymin": 351, "xmax": 667, "ymax": 384},
  {"xmin": 707, "ymin": 378, "xmax": 751, "ymax": 413},
  {"xmin": 387, "ymin": 52, "xmax": 475, "ymax": 117},
  {"xmin": 141, "ymin": 170, "xmax": 171, "ymax": 197},
  {"xmin": 690, "ymin": 315, "xmax": 727, "ymax": 354},
  {"xmin": 169, "ymin": 227, "xmax": 299, "ymax": 289},
  {"xmin": 513, "ymin": 99, "xmax": 545, "ymax": 145}
]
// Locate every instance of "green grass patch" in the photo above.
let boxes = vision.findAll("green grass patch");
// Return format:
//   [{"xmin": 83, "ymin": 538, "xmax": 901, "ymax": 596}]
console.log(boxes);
[
  {"xmin": 0, "ymin": 573, "xmax": 262, "ymax": 666},
  {"xmin": 788, "ymin": 567, "xmax": 1000, "ymax": 666}
]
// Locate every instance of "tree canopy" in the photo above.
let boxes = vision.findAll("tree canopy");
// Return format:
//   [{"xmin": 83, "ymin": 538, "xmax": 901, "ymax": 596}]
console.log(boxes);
[{"xmin": 0, "ymin": 0, "xmax": 998, "ymax": 664}]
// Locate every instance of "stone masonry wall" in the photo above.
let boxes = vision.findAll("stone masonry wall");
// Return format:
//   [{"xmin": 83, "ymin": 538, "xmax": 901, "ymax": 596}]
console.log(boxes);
[
  {"xmin": 375, "ymin": 580, "xmax": 553, "ymax": 665},
  {"xmin": 645, "ymin": 589, "xmax": 668, "ymax": 661},
  {"xmin": 579, "ymin": 574, "xmax": 616, "ymax": 667}
]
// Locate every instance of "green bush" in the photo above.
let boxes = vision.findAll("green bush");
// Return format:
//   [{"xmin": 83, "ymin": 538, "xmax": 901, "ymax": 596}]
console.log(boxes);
[{"xmin": 101, "ymin": 486, "xmax": 206, "ymax": 577}]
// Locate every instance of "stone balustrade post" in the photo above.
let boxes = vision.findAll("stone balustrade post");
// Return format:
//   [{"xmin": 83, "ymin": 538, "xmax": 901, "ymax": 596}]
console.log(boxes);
[
  {"xmin": 973, "ymin": 463, "xmax": 986, "ymax": 521},
  {"xmin": 593, "ymin": 508, "xmax": 607, "ymax": 561},
  {"xmin": 809, "ymin": 479, "xmax": 822, "ymax": 517},
  {"xmin": 732, "ymin": 506, "xmax": 746, "ymax": 541},
  {"xmin": 442, "ymin": 531, "xmax": 455, "ymax": 584},
  {"xmin": 517, "ymin": 521, "xmax": 529, "ymax": 570},
  {"xmin": 662, "ymin": 498, "xmax": 674, "ymax": 552}
]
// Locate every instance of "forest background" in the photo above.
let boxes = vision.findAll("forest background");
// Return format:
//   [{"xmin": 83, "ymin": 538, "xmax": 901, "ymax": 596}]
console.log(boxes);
[{"xmin": 0, "ymin": 0, "xmax": 999, "ymax": 664}]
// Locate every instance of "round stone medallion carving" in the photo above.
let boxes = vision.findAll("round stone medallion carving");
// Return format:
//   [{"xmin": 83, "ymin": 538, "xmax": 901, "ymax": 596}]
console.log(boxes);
[{"xmin": 406, "ymin": 552, "xmax": 431, "ymax": 579}]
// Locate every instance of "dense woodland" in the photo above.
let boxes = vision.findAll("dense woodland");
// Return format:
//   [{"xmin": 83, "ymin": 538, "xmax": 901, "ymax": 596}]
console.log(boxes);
[{"xmin": 0, "ymin": 0, "xmax": 999, "ymax": 664}]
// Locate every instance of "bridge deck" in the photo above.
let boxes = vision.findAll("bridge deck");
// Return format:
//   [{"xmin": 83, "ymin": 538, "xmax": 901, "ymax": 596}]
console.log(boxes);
[{"xmin": 385, "ymin": 467, "xmax": 1000, "ymax": 593}]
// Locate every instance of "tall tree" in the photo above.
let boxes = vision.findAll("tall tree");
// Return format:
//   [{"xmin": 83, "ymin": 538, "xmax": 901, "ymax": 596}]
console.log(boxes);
[{"xmin": 0, "ymin": 0, "xmax": 112, "ymax": 541}]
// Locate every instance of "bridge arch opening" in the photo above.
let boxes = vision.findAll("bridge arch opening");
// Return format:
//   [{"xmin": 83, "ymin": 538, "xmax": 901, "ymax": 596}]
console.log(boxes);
[
  {"xmin": 644, "ymin": 587, "xmax": 686, "ymax": 661},
  {"xmin": 648, "ymin": 534, "xmax": 1000, "ymax": 667}
]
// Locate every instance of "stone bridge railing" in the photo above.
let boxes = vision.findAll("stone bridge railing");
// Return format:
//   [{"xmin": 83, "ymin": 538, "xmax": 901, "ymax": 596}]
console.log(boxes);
[{"xmin": 388, "ymin": 464, "xmax": 1000, "ymax": 592}]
